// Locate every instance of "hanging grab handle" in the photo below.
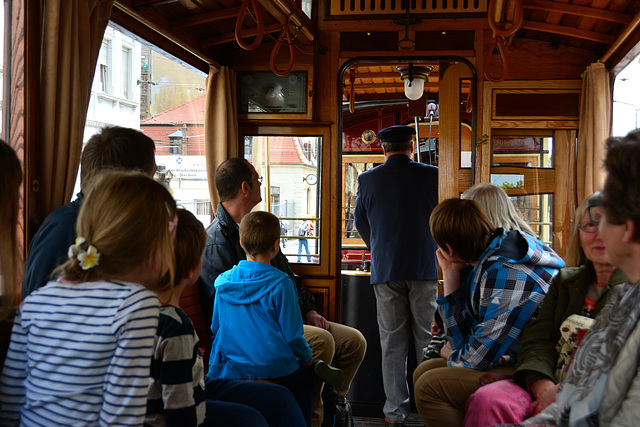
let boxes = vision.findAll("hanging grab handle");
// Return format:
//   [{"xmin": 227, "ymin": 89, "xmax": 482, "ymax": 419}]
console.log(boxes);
[
  {"xmin": 270, "ymin": 15, "xmax": 296, "ymax": 76},
  {"xmin": 484, "ymin": 35, "xmax": 508, "ymax": 82},
  {"xmin": 235, "ymin": 0, "xmax": 265, "ymax": 51},
  {"xmin": 484, "ymin": 0, "xmax": 521, "ymax": 82},
  {"xmin": 487, "ymin": 0, "xmax": 523, "ymax": 38}
]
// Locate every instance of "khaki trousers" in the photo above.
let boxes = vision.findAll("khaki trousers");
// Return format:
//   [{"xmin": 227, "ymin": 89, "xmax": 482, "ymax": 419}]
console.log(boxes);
[
  {"xmin": 304, "ymin": 322, "xmax": 367, "ymax": 427},
  {"xmin": 413, "ymin": 358, "xmax": 516, "ymax": 427}
]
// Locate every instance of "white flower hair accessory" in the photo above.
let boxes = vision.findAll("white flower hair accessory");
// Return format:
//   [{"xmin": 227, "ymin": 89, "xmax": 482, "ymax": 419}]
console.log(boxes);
[
  {"xmin": 67, "ymin": 237, "xmax": 86, "ymax": 259},
  {"xmin": 67, "ymin": 236, "xmax": 101, "ymax": 270}
]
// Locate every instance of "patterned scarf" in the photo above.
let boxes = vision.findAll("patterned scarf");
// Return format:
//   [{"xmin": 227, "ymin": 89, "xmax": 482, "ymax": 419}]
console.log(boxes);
[{"xmin": 554, "ymin": 280, "xmax": 640, "ymax": 426}]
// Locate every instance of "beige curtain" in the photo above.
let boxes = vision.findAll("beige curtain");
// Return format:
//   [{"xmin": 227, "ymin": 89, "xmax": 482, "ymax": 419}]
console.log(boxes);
[
  {"xmin": 38, "ymin": 0, "xmax": 114, "ymax": 220},
  {"xmin": 576, "ymin": 62, "xmax": 611, "ymax": 203},
  {"xmin": 204, "ymin": 65, "xmax": 238, "ymax": 212}
]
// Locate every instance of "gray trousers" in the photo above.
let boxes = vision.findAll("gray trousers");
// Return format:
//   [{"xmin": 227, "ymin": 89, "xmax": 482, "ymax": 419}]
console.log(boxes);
[{"xmin": 373, "ymin": 280, "xmax": 438, "ymax": 422}]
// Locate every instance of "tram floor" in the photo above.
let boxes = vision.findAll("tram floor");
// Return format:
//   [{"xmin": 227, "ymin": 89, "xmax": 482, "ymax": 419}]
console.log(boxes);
[{"xmin": 352, "ymin": 412, "xmax": 424, "ymax": 426}]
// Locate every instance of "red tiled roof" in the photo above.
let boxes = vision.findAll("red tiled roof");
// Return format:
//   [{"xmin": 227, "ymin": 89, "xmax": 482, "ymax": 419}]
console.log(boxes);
[
  {"xmin": 141, "ymin": 95, "xmax": 310, "ymax": 164},
  {"xmin": 257, "ymin": 136, "xmax": 311, "ymax": 165},
  {"xmin": 142, "ymin": 125, "xmax": 206, "ymax": 155},
  {"xmin": 141, "ymin": 94, "xmax": 206, "ymax": 124}
]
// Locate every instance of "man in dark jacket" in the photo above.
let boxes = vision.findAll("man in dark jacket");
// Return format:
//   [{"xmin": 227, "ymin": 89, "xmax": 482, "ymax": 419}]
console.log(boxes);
[
  {"xmin": 354, "ymin": 125, "xmax": 439, "ymax": 425},
  {"xmin": 200, "ymin": 157, "xmax": 366, "ymax": 427},
  {"xmin": 21, "ymin": 126, "xmax": 157, "ymax": 298}
]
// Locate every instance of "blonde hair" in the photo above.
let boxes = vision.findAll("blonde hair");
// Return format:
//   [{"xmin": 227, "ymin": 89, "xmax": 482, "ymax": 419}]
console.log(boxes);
[
  {"xmin": 430, "ymin": 198, "xmax": 496, "ymax": 263},
  {"xmin": 240, "ymin": 211, "xmax": 281, "ymax": 257},
  {"xmin": 462, "ymin": 183, "xmax": 535, "ymax": 236},
  {"xmin": 58, "ymin": 170, "xmax": 176, "ymax": 292},
  {"xmin": 565, "ymin": 193, "xmax": 599, "ymax": 267},
  {"xmin": 0, "ymin": 140, "xmax": 23, "ymax": 321}
]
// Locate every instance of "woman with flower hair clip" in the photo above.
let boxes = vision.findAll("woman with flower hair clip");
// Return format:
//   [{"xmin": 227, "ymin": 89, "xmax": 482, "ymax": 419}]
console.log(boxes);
[{"xmin": 0, "ymin": 170, "xmax": 177, "ymax": 426}]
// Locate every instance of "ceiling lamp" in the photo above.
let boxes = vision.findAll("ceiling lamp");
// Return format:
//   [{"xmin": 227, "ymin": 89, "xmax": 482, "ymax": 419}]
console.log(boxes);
[{"xmin": 396, "ymin": 63, "xmax": 434, "ymax": 101}]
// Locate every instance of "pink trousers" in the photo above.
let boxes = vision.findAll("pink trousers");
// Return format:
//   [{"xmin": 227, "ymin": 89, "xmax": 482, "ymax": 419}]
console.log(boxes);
[{"xmin": 464, "ymin": 379, "xmax": 532, "ymax": 427}]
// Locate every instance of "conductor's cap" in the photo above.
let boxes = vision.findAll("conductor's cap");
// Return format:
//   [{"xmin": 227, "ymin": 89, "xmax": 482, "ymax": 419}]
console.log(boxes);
[{"xmin": 377, "ymin": 125, "xmax": 416, "ymax": 143}]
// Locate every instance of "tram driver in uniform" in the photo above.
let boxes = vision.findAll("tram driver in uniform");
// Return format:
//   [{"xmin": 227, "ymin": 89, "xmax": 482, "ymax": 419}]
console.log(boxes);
[{"xmin": 354, "ymin": 124, "xmax": 439, "ymax": 426}]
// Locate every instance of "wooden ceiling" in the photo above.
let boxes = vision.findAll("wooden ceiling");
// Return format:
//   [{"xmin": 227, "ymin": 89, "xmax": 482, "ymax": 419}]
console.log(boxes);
[
  {"xmin": 114, "ymin": 0, "xmax": 639, "ymax": 63},
  {"xmin": 114, "ymin": 0, "xmax": 640, "ymax": 102}
]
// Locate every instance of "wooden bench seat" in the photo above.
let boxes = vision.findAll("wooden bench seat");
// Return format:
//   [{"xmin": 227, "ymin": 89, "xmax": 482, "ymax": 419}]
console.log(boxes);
[{"xmin": 179, "ymin": 280, "xmax": 212, "ymax": 370}]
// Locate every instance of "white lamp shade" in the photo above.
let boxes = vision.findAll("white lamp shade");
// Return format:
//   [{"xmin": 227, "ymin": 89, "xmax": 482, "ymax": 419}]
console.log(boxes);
[{"xmin": 403, "ymin": 77, "xmax": 425, "ymax": 100}]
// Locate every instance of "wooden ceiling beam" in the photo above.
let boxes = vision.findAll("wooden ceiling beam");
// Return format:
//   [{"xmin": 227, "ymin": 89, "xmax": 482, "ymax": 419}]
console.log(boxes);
[
  {"xmin": 132, "ymin": 0, "xmax": 178, "ymax": 10},
  {"xmin": 349, "ymin": 82, "xmax": 470, "ymax": 90},
  {"xmin": 601, "ymin": 9, "xmax": 640, "ymax": 67},
  {"xmin": 522, "ymin": 20, "xmax": 616, "ymax": 44},
  {"xmin": 343, "ymin": 71, "xmax": 441, "ymax": 80},
  {"xmin": 320, "ymin": 18, "xmax": 489, "ymax": 32},
  {"xmin": 113, "ymin": 2, "xmax": 216, "ymax": 68},
  {"xmin": 200, "ymin": 23, "xmax": 283, "ymax": 48},
  {"xmin": 172, "ymin": 8, "xmax": 242, "ymax": 29},
  {"xmin": 522, "ymin": 0, "xmax": 632, "ymax": 25},
  {"xmin": 256, "ymin": 0, "xmax": 316, "ymax": 41}
]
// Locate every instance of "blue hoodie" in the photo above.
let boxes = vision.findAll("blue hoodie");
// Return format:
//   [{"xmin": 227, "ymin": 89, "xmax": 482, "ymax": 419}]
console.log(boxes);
[{"xmin": 206, "ymin": 260, "xmax": 312, "ymax": 382}]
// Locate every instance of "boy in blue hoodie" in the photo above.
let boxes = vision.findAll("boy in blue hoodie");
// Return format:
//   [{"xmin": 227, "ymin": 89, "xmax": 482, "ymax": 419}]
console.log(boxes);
[{"xmin": 207, "ymin": 211, "xmax": 343, "ymax": 427}]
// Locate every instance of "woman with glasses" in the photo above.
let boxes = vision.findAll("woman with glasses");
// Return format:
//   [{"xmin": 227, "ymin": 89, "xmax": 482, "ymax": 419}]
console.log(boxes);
[{"xmin": 464, "ymin": 192, "xmax": 627, "ymax": 427}]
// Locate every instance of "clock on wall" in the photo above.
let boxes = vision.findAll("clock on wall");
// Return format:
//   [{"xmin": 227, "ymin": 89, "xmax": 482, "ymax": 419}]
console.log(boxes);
[{"xmin": 305, "ymin": 173, "xmax": 317, "ymax": 185}]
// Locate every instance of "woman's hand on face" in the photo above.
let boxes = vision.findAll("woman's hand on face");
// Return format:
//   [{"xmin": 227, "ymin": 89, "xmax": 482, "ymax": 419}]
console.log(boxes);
[{"xmin": 528, "ymin": 379, "xmax": 559, "ymax": 417}]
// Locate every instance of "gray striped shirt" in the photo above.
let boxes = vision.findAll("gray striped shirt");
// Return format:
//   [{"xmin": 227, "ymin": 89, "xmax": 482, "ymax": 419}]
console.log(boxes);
[{"xmin": 0, "ymin": 280, "xmax": 159, "ymax": 426}]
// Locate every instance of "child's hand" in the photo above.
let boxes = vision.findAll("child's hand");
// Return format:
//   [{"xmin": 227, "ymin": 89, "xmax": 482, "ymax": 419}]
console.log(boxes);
[
  {"xmin": 300, "ymin": 357, "xmax": 313, "ymax": 367},
  {"xmin": 440, "ymin": 342, "xmax": 453, "ymax": 359},
  {"xmin": 430, "ymin": 319, "xmax": 442, "ymax": 336},
  {"xmin": 436, "ymin": 247, "xmax": 467, "ymax": 273},
  {"xmin": 436, "ymin": 246, "xmax": 467, "ymax": 296}
]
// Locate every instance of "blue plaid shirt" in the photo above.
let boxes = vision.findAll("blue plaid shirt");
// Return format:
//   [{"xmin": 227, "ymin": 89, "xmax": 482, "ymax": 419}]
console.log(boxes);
[{"xmin": 438, "ymin": 230, "xmax": 565, "ymax": 370}]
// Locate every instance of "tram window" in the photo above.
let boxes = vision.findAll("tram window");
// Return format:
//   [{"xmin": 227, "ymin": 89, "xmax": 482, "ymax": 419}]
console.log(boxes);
[
  {"xmin": 489, "ymin": 175, "xmax": 554, "ymax": 246},
  {"xmin": 492, "ymin": 133, "xmax": 553, "ymax": 168},
  {"xmin": 512, "ymin": 193, "xmax": 554, "ymax": 246},
  {"xmin": 243, "ymin": 135, "xmax": 322, "ymax": 265},
  {"xmin": 612, "ymin": 51, "xmax": 640, "ymax": 137},
  {"xmin": 301, "ymin": 0, "xmax": 312, "ymax": 17},
  {"xmin": 76, "ymin": 23, "xmax": 210, "ymax": 226},
  {"xmin": 461, "ymin": 122, "xmax": 472, "ymax": 168},
  {"xmin": 341, "ymin": 155, "xmax": 384, "ymax": 246}
]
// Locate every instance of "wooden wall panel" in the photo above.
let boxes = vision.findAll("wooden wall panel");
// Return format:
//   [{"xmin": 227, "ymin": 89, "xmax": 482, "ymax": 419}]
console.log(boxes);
[
  {"xmin": 438, "ymin": 62, "xmax": 462, "ymax": 200},
  {"xmin": 553, "ymin": 130, "xmax": 576, "ymax": 259},
  {"xmin": 5, "ymin": 0, "xmax": 27, "ymax": 264},
  {"xmin": 483, "ymin": 32, "xmax": 597, "ymax": 81}
]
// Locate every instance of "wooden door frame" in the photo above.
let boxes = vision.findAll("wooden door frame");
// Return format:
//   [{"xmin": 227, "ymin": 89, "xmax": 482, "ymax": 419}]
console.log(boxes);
[{"xmin": 480, "ymin": 80, "xmax": 581, "ymax": 257}]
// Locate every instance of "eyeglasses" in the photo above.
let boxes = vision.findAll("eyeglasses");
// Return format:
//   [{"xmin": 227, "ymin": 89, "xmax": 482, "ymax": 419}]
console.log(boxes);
[
  {"xmin": 577, "ymin": 221, "xmax": 599, "ymax": 233},
  {"xmin": 250, "ymin": 176, "xmax": 263, "ymax": 183}
]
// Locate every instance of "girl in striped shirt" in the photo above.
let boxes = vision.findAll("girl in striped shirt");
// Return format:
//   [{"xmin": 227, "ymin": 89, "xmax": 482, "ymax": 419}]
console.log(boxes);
[{"xmin": 0, "ymin": 170, "xmax": 177, "ymax": 427}]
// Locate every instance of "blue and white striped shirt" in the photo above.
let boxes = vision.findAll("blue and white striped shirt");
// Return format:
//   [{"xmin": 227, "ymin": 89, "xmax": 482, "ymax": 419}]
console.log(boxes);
[{"xmin": 0, "ymin": 280, "xmax": 159, "ymax": 426}]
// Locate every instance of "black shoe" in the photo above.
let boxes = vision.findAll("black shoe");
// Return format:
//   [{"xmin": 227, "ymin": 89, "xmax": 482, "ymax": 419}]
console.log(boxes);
[
  {"xmin": 422, "ymin": 335, "xmax": 448, "ymax": 361},
  {"xmin": 313, "ymin": 359, "xmax": 345, "ymax": 389}
]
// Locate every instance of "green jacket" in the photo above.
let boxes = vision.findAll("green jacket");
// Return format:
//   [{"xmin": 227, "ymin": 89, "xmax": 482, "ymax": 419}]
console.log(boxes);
[{"xmin": 512, "ymin": 265, "xmax": 628, "ymax": 389}]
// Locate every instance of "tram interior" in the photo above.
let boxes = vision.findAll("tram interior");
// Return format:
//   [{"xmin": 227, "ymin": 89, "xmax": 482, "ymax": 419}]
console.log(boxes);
[{"xmin": 3, "ymin": 0, "xmax": 640, "ymax": 424}]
